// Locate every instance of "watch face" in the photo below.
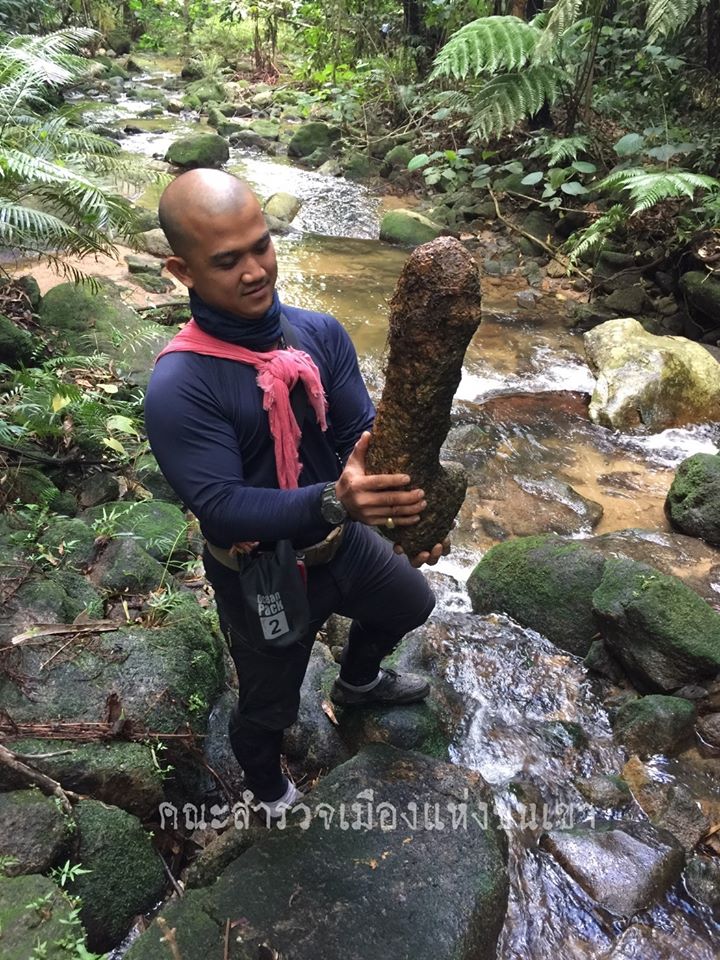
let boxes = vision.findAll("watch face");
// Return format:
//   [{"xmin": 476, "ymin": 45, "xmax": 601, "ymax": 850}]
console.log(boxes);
[{"xmin": 322, "ymin": 485, "xmax": 346, "ymax": 524}]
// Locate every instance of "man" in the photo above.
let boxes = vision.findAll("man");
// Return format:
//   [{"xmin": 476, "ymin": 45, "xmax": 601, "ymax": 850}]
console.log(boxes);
[{"xmin": 145, "ymin": 169, "xmax": 446, "ymax": 819}]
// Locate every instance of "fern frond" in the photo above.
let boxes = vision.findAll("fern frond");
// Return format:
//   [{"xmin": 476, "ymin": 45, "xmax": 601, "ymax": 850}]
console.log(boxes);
[
  {"xmin": 646, "ymin": 0, "xmax": 703, "ymax": 41},
  {"xmin": 529, "ymin": 133, "xmax": 590, "ymax": 165},
  {"xmin": 431, "ymin": 16, "xmax": 540, "ymax": 80},
  {"xmin": 468, "ymin": 65, "xmax": 561, "ymax": 141},
  {"xmin": 534, "ymin": 0, "xmax": 584, "ymax": 60},
  {"xmin": 566, "ymin": 205, "xmax": 627, "ymax": 263},
  {"xmin": 598, "ymin": 168, "xmax": 719, "ymax": 214}
]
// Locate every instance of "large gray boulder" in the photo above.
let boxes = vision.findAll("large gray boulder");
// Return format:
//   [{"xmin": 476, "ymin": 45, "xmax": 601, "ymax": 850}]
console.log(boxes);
[
  {"xmin": 0, "ymin": 789, "xmax": 70, "ymax": 875},
  {"xmin": 584, "ymin": 317, "xmax": 720, "ymax": 430},
  {"xmin": 379, "ymin": 209, "xmax": 444, "ymax": 247},
  {"xmin": 126, "ymin": 744, "xmax": 509, "ymax": 960}
]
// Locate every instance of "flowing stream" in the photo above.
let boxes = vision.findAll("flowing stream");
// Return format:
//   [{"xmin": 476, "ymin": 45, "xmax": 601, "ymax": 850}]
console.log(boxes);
[{"xmin": 70, "ymin": 57, "xmax": 720, "ymax": 960}]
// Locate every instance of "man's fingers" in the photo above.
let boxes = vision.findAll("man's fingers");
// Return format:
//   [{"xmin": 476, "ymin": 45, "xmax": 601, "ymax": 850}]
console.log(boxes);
[
  {"xmin": 367, "ymin": 514, "xmax": 421, "ymax": 527},
  {"xmin": 360, "ymin": 473, "xmax": 413, "ymax": 492},
  {"xmin": 346, "ymin": 430, "xmax": 371, "ymax": 469}
]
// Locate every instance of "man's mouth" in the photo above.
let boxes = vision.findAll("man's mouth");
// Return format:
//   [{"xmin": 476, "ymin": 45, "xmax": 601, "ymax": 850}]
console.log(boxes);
[{"xmin": 243, "ymin": 283, "xmax": 268, "ymax": 299}]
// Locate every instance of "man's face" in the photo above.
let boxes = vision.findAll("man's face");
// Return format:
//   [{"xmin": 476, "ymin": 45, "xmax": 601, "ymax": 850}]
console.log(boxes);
[{"xmin": 166, "ymin": 197, "xmax": 278, "ymax": 319}]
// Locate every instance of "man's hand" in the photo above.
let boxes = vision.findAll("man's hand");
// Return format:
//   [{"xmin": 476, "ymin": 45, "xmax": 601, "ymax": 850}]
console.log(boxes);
[
  {"xmin": 336, "ymin": 431, "xmax": 425, "ymax": 526},
  {"xmin": 394, "ymin": 538, "xmax": 451, "ymax": 568}
]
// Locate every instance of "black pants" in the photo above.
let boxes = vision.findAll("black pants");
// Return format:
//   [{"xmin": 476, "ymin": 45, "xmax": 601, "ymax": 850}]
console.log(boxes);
[{"xmin": 204, "ymin": 521, "xmax": 436, "ymax": 801}]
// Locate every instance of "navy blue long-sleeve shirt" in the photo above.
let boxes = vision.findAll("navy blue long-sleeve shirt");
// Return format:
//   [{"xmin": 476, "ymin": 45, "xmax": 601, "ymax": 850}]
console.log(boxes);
[{"xmin": 144, "ymin": 304, "xmax": 376, "ymax": 549}]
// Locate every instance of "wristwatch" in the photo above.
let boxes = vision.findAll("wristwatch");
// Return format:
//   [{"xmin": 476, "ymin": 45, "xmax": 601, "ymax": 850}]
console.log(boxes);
[{"xmin": 320, "ymin": 482, "xmax": 348, "ymax": 525}]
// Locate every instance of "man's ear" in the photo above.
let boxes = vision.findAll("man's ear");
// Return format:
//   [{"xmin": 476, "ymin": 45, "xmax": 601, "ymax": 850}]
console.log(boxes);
[{"xmin": 165, "ymin": 255, "xmax": 193, "ymax": 288}]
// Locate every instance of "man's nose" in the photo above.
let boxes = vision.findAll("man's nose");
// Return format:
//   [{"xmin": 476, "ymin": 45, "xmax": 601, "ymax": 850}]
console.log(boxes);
[{"xmin": 241, "ymin": 255, "xmax": 266, "ymax": 284}]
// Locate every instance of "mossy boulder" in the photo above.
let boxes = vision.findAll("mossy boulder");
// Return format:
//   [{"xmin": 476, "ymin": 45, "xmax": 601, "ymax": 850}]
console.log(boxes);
[
  {"xmin": 90, "ymin": 536, "xmax": 166, "ymax": 594},
  {"xmin": 133, "ymin": 451, "xmax": 181, "ymax": 503},
  {"xmin": 341, "ymin": 149, "xmax": 374, "ymax": 180},
  {"xmin": 383, "ymin": 143, "xmax": 414, "ymax": 172},
  {"xmin": 591, "ymin": 556, "xmax": 720, "ymax": 690},
  {"xmin": 180, "ymin": 60, "xmax": 204, "ymax": 81},
  {"xmin": 379, "ymin": 209, "xmax": 444, "ymax": 247},
  {"xmin": 249, "ymin": 118, "xmax": 280, "ymax": 140},
  {"xmin": 132, "ymin": 272, "xmax": 175, "ymax": 293},
  {"xmin": 287, "ymin": 121, "xmax": 340, "ymax": 159},
  {"xmin": 183, "ymin": 78, "xmax": 227, "ymax": 109},
  {"xmin": 38, "ymin": 279, "xmax": 166, "ymax": 383},
  {"xmin": 264, "ymin": 192, "xmax": 302, "ymax": 223},
  {"xmin": 583, "ymin": 317, "xmax": 720, "ymax": 430},
  {"xmin": 679, "ymin": 271, "xmax": 720, "ymax": 329},
  {"xmin": 81, "ymin": 499, "xmax": 188, "ymax": 563},
  {"xmin": 126, "ymin": 744, "xmax": 509, "ymax": 960},
  {"xmin": 42, "ymin": 517, "xmax": 97, "ymax": 570},
  {"xmin": 665, "ymin": 453, "xmax": 720, "ymax": 546},
  {"xmin": 7, "ymin": 596, "xmax": 222, "ymax": 729},
  {"xmin": 0, "ymin": 739, "xmax": 164, "ymax": 818},
  {"xmin": 165, "ymin": 133, "xmax": 229, "ymax": 170},
  {"xmin": 612, "ymin": 695, "xmax": 697, "ymax": 757},
  {"xmin": 106, "ymin": 28, "xmax": 131, "ymax": 54},
  {"xmin": 0, "ymin": 789, "xmax": 70, "ymax": 875},
  {"xmin": 1, "ymin": 465, "xmax": 62, "ymax": 508},
  {"xmin": 71, "ymin": 799, "xmax": 166, "ymax": 951},
  {"xmin": 467, "ymin": 534, "xmax": 607, "ymax": 656},
  {"xmin": 6, "ymin": 571, "xmax": 103, "ymax": 639},
  {"xmin": 78, "ymin": 471, "xmax": 120, "ymax": 509},
  {"xmin": 136, "ymin": 226, "xmax": 172, "ymax": 257},
  {"xmin": 0, "ymin": 873, "xmax": 90, "ymax": 960},
  {"xmin": 0, "ymin": 314, "xmax": 34, "ymax": 367}
]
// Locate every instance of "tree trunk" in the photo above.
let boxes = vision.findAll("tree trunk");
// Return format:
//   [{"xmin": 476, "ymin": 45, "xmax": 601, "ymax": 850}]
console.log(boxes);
[
  {"xmin": 511, "ymin": 0, "xmax": 526, "ymax": 18},
  {"xmin": 365, "ymin": 238, "xmax": 482, "ymax": 557}
]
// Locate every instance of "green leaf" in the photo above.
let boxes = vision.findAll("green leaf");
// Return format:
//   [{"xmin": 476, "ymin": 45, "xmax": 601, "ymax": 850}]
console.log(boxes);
[
  {"xmin": 521, "ymin": 171, "xmax": 544, "ymax": 185},
  {"xmin": 571, "ymin": 160, "xmax": 596, "ymax": 174},
  {"xmin": 614, "ymin": 133, "xmax": 645, "ymax": 157},
  {"xmin": 407, "ymin": 154, "xmax": 430, "ymax": 172},
  {"xmin": 103, "ymin": 437, "xmax": 127, "ymax": 455},
  {"xmin": 105, "ymin": 414, "xmax": 139, "ymax": 436},
  {"xmin": 560, "ymin": 180, "xmax": 588, "ymax": 195}
]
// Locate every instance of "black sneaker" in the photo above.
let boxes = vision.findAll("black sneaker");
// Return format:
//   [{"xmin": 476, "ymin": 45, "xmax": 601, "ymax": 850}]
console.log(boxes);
[{"xmin": 330, "ymin": 667, "xmax": 430, "ymax": 707}]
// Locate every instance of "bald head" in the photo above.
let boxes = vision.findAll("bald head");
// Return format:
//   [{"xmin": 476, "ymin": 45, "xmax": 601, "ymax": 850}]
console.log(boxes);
[{"xmin": 158, "ymin": 169, "xmax": 258, "ymax": 258}]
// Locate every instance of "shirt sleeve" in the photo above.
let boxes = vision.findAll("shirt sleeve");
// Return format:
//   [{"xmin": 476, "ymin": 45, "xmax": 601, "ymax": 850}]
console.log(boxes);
[
  {"xmin": 323, "ymin": 316, "xmax": 376, "ymax": 463},
  {"xmin": 144, "ymin": 356, "xmax": 333, "ymax": 549}
]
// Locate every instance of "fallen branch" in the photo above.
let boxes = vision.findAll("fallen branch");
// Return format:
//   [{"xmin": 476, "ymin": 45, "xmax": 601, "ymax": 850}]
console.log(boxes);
[
  {"xmin": 9, "ymin": 620, "xmax": 120, "ymax": 647},
  {"xmin": 488, "ymin": 188, "xmax": 591, "ymax": 283},
  {"xmin": 0, "ymin": 742, "xmax": 81, "ymax": 813}
]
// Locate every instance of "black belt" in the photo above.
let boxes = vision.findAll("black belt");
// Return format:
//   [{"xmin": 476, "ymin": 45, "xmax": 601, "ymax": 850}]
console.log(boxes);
[{"xmin": 206, "ymin": 523, "xmax": 346, "ymax": 571}]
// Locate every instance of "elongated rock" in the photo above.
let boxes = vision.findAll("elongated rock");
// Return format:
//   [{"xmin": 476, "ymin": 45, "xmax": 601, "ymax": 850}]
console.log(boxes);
[{"xmin": 366, "ymin": 237, "xmax": 482, "ymax": 555}]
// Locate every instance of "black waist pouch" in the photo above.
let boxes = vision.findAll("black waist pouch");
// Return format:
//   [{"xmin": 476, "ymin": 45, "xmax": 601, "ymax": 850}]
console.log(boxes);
[{"xmin": 235, "ymin": 539, "xmax": 309, "ymax": 650}]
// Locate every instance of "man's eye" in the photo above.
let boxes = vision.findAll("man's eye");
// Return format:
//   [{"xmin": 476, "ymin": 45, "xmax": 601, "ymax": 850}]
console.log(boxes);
[{"xmin": 217, "ymin": 260, "xmax": 236, "ymax": 270}]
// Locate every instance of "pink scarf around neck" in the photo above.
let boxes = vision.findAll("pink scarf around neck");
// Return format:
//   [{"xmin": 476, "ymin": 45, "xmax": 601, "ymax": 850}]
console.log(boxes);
[{"xmin": 156, "ymin": 318, "xmax": 328, "ymax": 490}]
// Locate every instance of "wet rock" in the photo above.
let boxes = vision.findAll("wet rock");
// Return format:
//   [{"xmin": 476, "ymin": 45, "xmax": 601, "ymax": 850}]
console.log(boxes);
[
  {"xmin": 166, "ymin": 97, "xmax": 184, "ymax": 113},
  {"xmin": 341, "ymin": 149, "xmax": 374, "ymax": 180},
  {"xmin": 622, "ymin": 756, "xmax": 711, "ymax": 851},
  {"xmin": 251, "ymin": 89, "xmax": 273, "ymax": 109},
  {"xmin": 81, "ymin": 499, "xmax": 189, "ymax": 564},
  {"xmin": 601, "ymin": 284, "xmax": 648, "ymax": 315},
  {"xmin": 165, "ymin": 132, "xmax": 229, "ymax": 170},
  {"xmin": 584, "ymin": 317, "xmax": 720, "ymax": 430},
  {"xmin": 0, "ymin": 874, "xmax": 89, "ymax": 958},
  {"xmin": 583, "ymin": 639, "xmax": 626, "ymax": 683},
  {"xmin": 90, "ymin": 536, "xmax": 165, "ymax": 593},
  {"xmin": 0, "ymin": 313, "xmax": 34, "ymax": 367},
  {"xmin": 71, "ymin": 799, "xmax": 166, "ymax": 952},
  {"xmin": 511, "ymin": 476, "xmax": 603, "ymax": 532},
  {"xmin": 318, "ymin": 156, "xmax": 342, "ymax": 176},
  {"xmin": 125, "ymin": 253, "xmax": 162, "ymax": 275},
  {"xmin": 697, "ymin": 712, "xmax": 720, "ymax": 747},
  {"xmin": 612, "ymin": 695, "xmax": 697, "ymax": 756},
  {"xmin": 287, "ymin": 121, "xmax": 340, "ymax": 159},
  {"xmin": 264, "ymin": 191, "xmax": 302, "ymax": 223},
  {"xmin": 541, "ymin": 820, "xmax": 685, "ymax": 916},
  {"xmin": 303, "ymin": 146, "xmax": 332, "ymax": 168},
  {"xmin": 126, "ymin": 744, "xmax": 509, "ymax": 960},
  {"xmin": 591, "ymin": 556, "xmax": 720, "ymax": 690},
  {"xmin": 568, "ymin": 301, "xmax": 618, "ymax": 332},
  {"xmin": 42, "ymin": 516, "xmax": 97, "ymax": 570},
  {"xmin": 382, "ymin": 143, "xmax": 413, "ymax": 173},
  {"xmin": 137, "ymin": 226, "xmax": 172, "ymax": 257},
  {"xmin": 0, "ymin": 738, "xmax": 164, "ymax": 819},
  {"xmin": 575, "ymin": 774, "xmax": 632, "ymax": 809},
  {"xmin": 184, "ymin": 816, "xmax": 268, "ymax": 890},
  {"xmin": 379, "ymin": 209, "xmax": 444, "ymax": 247},
  {"xmin": 665, "ymin": 452, "xmax": 720, "ymax": 546},
  {"xmin": 0, "ymin": 596, "xmax": 225, "ymax": 738},
  {"xmin": 180, "ymin": 60, "xmax": 204, "ymax": 80},
  {"xmin": 228, "ymin": 128, "xmax": 266, "ymax": 148},
  {"xmin": 366, "ymin": 238, "xmax": 481, "ymax": 556},
  {"xmin": 283, "ymin": 642, "xmax": 351, "ymax": 775},
  {"xmin": 519, "ymin": 209, "xmax": 556, "ymax": 254},
  {"xmin": 467, "ymin": 535, "xmax": 607, "ymax": 657},
  {"xmin": 0, "ymin": 789, "xmax": 70, "ymax": 875},
  {"xmin": 336, "ymin": 697, "xmax": 453, "ymax": 759},
  {"xmin": 684, "ymin": 854, "xmax": 720, "ymax": 908}
]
